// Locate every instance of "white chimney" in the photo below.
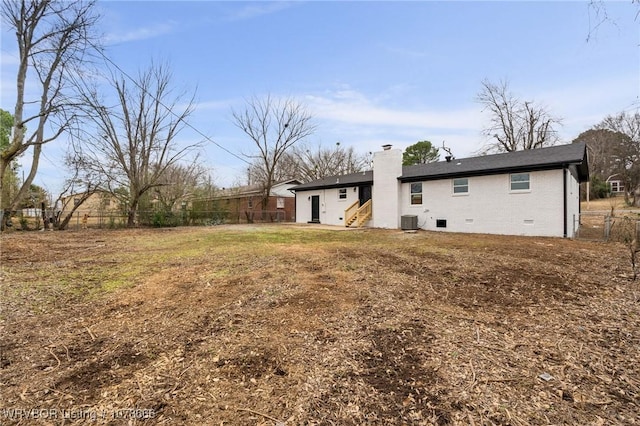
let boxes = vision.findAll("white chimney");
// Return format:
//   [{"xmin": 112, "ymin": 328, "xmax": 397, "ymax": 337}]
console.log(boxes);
[
  {"xmin": 372, "ymin": 147, "xmax": 402, "ymax": 229},
  {"xmin": 382, "ymin": 144, "xmax": 392, "ymax": 151}
]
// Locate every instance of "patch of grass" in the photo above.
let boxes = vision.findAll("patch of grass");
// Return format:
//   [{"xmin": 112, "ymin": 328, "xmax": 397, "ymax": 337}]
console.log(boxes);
[{"xmin": 101, "ymin": 278, "xmax": 136, "ymax": 292}]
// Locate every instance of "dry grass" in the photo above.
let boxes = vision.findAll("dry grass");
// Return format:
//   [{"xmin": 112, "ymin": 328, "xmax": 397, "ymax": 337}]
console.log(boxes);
[
  {"xmin": 579, "ymin": 197, "xmax": 640, "ymax": 241},
  {"xmin": 0, "ymin": 225, "xmax": 638, "ymax": 425},
  {"xmin": 581, "ymin": 197, "xmax": 635, "ymax": 212}
]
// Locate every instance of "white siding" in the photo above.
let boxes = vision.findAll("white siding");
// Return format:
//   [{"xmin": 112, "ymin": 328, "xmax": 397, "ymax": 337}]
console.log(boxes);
[
  {"xmin": 295, "ymin": 186, "xmax": 361, "ymax": 226},
  {"xmin": 270, "ymin": 182, "xmax": 298, "ymax": 197},
  {"xmin": 295, "ymin": 191, "xmax": 310, "ymax": 223},
  {"xmin": 399, "ymin": 169, "xmax": 568, "ymax": 237},
  {"xmin": 294, "ymin": 151, "xmax": 584, "ymax": 238}
]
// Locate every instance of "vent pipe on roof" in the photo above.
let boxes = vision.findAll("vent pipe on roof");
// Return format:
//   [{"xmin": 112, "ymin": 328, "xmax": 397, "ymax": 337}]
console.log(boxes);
[
  {"xmin": 382, "ymin": 144, "xmax": 392, "ymax": 151},
  {"xmin": 445, "ymin": 155, "xmax": 452, "ymax": 162}
]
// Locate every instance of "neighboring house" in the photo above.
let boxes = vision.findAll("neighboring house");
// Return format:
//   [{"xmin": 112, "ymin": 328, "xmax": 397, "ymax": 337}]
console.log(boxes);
[
  {"xmin": 19, "ymin": 191, "xmax": 115, "ymax": 218},
  {"xmin": 608, "ymin": 180, "xmax": 625, "ymax": 195},
  {"xmin": 291, "ymin": 142, "xmax": 589, "ymax": 238},
  {"xmin": 50, "ymin": 190, "xmax": 126, "ymax": 228},
  {"xmin": 196, "ymin": 179, "xmax": 300, "ymax": 222},
  {"xmin": 58, "ymin": 190, "xmax": 122, "ymax": 216}
]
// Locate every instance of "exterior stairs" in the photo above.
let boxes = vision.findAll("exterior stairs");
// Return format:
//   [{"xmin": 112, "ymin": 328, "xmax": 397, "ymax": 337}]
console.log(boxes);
[{"xmin": 344, "ymin": 199, "xmax": 372, "ymax": 228}]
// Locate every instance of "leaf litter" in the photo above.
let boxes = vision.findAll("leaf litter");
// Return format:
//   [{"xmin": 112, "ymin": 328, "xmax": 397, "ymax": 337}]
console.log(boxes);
[{"xmin": 0, "ymin": 225, "xmax": 638, "ymax": 425}]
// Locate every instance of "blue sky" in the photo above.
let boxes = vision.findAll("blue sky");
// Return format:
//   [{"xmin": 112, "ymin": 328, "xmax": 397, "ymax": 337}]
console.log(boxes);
[{"xmin": 1, "ymin": 0, "xmax": 638, "ymax": 193}]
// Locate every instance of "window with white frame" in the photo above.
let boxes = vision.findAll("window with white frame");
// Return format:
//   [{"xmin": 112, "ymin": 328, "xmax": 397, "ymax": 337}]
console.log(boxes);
[
  {"xmin": 410, "ymin": 182, "xmax": 422, "ymax": 205},
  {"xmin": 338, "ymin": 188, "xmax": 347, "ymax": 200},
  {"xmin": 610, "ymin": 180, "xmax": 625, "ymax": 193},
  {"xmin": 453, "ymin": 178, "xmax": 469, "ymax": 194},
  {"xmin": 276, "ymin": 197, "xmax": 285, "ymax": 208},
  {"xmin": 510, "ymin": 173, "xmax": 530, "ymax": 191}
]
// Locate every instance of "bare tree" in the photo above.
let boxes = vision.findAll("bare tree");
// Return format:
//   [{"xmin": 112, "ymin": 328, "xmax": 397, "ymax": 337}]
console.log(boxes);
[
  {"xmin": 246, "ymin": 142, "xmax": 368, "ymax": 184},
  {"xmin": 601, "ymin": 111, "xmax": 640, "ymax": 141},
  {"xmin": 573, "ymin": 128, "xmax": 629, "ymax": 177},
  {"xmin": 149, "ymin": 159, "xmax": 207, "ymax": 212},
  {"xmin": 597, "ymin": 111, "xmax": 640, "ymax": 206},
  {"xmin": 53, "ymin": 151, "xmax": 103, "ymax": 230},
  {"xmin": 232, "ymin": 95, "xmax": 315, "ymax": 211},
  {"xmin": 289, "ymin": 142, "xmax": 368, "ymax": 182},
  {"xmin": 587, "ymin": 0, "xmax": 640, "ymax": 42},
  {"xmin": 572, "ymin": 128, "xmax": 631, "ymax": 199},
  {"xmin": 477, "ymin": 79, "xmax": 560, "ymax": 153},
  {"xmin": 0, "ymin": 0, "xmax": 100, "ymax": 229},
  {"xmin": 75, "ymin": 62, "xmax": 201, "ymax": 227}
]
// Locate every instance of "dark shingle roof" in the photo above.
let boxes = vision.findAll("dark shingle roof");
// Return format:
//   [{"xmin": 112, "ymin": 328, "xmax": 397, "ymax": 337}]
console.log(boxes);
[
  {"xmin": 290, "ymin": 170, "xmax": 373, "ymax": 191},
  {"xmin": 215, "ymin": 179, "xmax": 301, "ymax": 198},
  {"xmin": 400, "ymin": 142, "xmax": 588, "ymax": 182},
  {"xmin": 290, "ymin": 143, "xmax": 589, "ymax": 191}
]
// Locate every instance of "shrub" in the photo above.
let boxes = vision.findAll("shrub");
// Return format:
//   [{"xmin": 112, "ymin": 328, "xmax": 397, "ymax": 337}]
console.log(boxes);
[
  {"xmin": 19, "ymin": 215, "xmax": 29, "ymax": 231},
  {"xmin": 152, "ymin": 210, "xmax": 178, "ymax": 227},
  {"xmin": 590, "ymin": 175, "xmax": 611, "ymax": 199}
]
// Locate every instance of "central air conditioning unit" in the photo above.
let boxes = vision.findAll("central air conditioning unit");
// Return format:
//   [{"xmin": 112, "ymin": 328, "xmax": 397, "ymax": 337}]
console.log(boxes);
[{"xmin": 401, "ymin": 215, "xmax": 418, "ymax": 231}]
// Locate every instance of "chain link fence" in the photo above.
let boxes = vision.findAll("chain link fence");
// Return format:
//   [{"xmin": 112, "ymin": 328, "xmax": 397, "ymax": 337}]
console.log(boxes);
[
  {"xmin": 11, "ymin": 209, "xmax": 294, "ymax": 231},
  {"xmin": 576, "ymin": 212, "xmax": 640, "ymax": 242}
]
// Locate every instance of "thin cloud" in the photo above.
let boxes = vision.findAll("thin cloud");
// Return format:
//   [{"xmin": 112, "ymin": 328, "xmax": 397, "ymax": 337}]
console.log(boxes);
[
  {"xmin": 225, "ymin": 2, "xmax": 296, "ymax": 21},
  {"xmin": 1, "ymin": 56, "xmax": 18, "ymax": 102},
  {"xmin": 537, "ymin": 72, "xmax": 639, "ymax": 140},
  {"xmin": 105, "ymin": 21, "xmax": 176, "ymax": 44},
  {"xmin": 0, "ymin": 50, "xmax": 20, "ymax": 66},
  {"xmin": 193, "ymin": 99, "xmax": 236, "ymax": 112},
  {"xmin": 381, "ymin": 44, "xmax": 427, "ymax": 59},
  {"xmin": 305, "ymin": 90, "xmax": 483, "ymax": 131},
  {"xmin": 543, "ymin": 73, "xmax": 638, "ymax": 117},
  {"xmin": 301, "ymin": 88, "xmax": 485, "ymax": 159}
]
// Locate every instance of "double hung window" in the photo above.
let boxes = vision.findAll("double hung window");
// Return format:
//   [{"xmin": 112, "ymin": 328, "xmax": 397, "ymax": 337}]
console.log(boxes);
[
  {"xmin": 410, "ymin": 183, "xmax": 422, "ymax": 205},
  {"xmin": 453, "ymin": 178, "xmax": 469, "ymax": 194},
  {"xmin": 510, "ymin": 173, "xmax": 530, "ymax": 191}
]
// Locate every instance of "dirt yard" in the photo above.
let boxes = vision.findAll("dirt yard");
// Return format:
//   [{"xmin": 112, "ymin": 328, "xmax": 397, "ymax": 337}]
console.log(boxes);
[{"xmin": 0, "ymin": 225, "xmax": 638, "ymax": 425}]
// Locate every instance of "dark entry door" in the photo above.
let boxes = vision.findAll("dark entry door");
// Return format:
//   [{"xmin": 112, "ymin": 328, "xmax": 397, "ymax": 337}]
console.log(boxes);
[
  {"xmin": 359, "ymin": 185, "xmax": 372, "ymax": 206},
  {"xmin": 311, "ymin": 195, "xmax": 320, "ymax": 223}
]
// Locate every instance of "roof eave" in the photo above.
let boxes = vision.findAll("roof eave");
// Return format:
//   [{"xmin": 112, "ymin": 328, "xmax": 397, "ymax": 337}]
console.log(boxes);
[
  {"xmin": 291, "ymin": 180, "xmax": 373, "ymax": 192},
  {"xmin": 399, "ymin": 161, "xmax": 586, "ymax": 183}
]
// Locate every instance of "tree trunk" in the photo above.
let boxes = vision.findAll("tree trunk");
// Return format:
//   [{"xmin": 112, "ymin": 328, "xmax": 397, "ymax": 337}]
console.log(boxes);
[
  {"xmin": 57, "ymin": 192, "xmax": 94, "ymax": 230},
  {"xmin": 127, "ymin": 206, "xmax": 137, "ymax": 227},
  {"xmin": 261, "ymin": 196, "xmax": 269, "ymax": 222}
]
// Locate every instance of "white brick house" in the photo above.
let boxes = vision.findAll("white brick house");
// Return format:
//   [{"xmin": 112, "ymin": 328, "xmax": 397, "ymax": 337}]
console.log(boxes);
[{"xmin": 291, "ymin": 142, "xmax": 589, "ymax": 238}]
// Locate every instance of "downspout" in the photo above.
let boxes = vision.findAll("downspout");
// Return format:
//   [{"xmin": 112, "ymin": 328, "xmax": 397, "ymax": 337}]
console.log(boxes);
[{"xmin": 563, "ymin": 166, "xmax": 567, "ymax": 238}]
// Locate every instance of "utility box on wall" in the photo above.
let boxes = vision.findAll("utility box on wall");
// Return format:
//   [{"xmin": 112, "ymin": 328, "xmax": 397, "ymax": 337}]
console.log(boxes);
[{"xmin": 401, "ymin": 215, "xmax": 418, "ymax": 230}]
